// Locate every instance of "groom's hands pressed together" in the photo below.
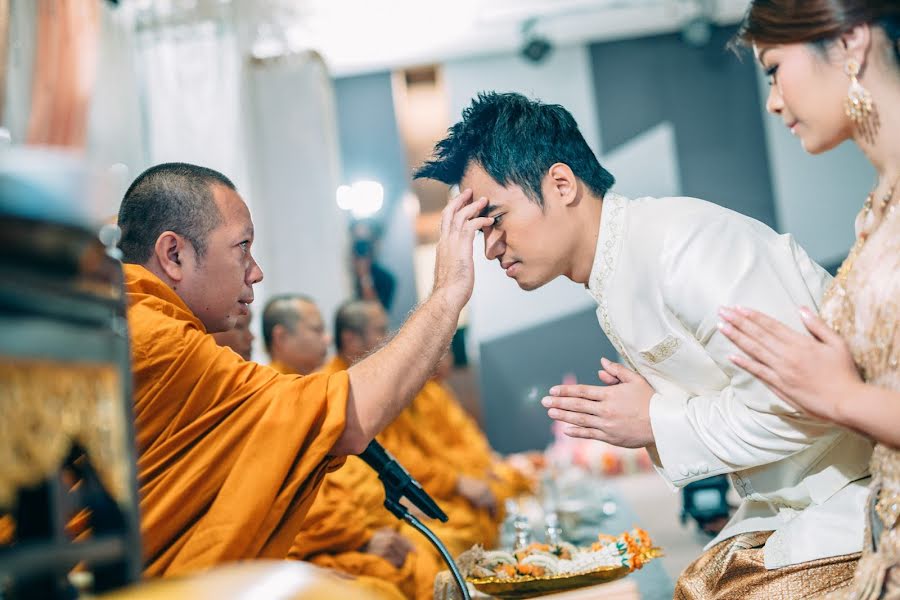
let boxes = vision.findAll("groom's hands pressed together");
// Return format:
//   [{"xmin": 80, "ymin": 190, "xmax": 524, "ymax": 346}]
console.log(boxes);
[{"xmin": 542, "ymin": 357, "xmax": 656, "ymax": 448}]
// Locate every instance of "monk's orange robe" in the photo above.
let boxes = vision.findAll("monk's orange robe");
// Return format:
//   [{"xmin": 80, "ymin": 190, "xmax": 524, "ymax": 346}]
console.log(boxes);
[
  {"xmin": 289, "ymin": 465, "xmax": 441, "ymax": 600},
  {"xmin": 268, "ymin": 359, "xmax": 294, "ymax": 375},
  {"xmin": 266, "ymin": 358, "xmax": 437, "ymax": 599},
  {"xmin": 125, "ymin": 265, "xmax": 349, "ymax": 576},
  {"xmin": 410, "ymin": 381, "xmax": 533, "ymax": 505},
  {"xmin": 320, "ymin": 357, "xmax": 497, "ymax": 555}
]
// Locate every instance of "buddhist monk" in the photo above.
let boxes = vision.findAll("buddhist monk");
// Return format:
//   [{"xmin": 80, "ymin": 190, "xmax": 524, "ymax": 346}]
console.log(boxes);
[
  {"xmin": 289, "ymin": 455, "xmax": 442, "ymax": 600},
  {"xmin": 318, "ymin": 300, "xmax": 499, "ymax": 556},
  {"xmin": 115, "ymin": 162, "xmax": 492, "ymax": 576},
  {"xmin": 257, "ymin": 296, "xmax": 437, "ymax": 599},
  {"xmin": 415, "ymin": 352, "xmax": 534, "ymax": 506},
  {"xmin": 211, "ymin": 309, "xmax": 254, "ymax": 360},
  {"xmin": 262, "ymin": 294, "xmax": 330, "ymax": 375}
]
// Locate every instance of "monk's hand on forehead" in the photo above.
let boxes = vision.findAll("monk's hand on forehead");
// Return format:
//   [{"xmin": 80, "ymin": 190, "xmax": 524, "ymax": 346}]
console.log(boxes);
[
  {"xmin": 432, "ymin": 188, "xmax": 493, "ymax": 311},
  {"xmin": 441, "ymin": 189, "xmax": 492, "ymax": 234}
]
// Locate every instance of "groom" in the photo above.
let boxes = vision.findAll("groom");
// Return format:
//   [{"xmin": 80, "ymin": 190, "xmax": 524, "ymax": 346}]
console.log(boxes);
[{"xmin": 415, "ymin": 92, "xmax": 872, "ymax": 599}]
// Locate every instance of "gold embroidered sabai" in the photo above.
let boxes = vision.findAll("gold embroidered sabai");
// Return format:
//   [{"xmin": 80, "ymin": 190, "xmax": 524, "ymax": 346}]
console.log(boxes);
[{"xmin": 819, "ymin": 181, "xmax": 900, "ymax": 600}]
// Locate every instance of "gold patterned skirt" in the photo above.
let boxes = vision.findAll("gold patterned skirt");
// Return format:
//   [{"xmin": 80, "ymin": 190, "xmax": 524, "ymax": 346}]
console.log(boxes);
[
  {"xmin": 820, "ymin": 444, "xmax": 900, "ymax": 600},
  {"xmin": 674, "ymin": 531, "xmax": 859, "ymax": 600}
]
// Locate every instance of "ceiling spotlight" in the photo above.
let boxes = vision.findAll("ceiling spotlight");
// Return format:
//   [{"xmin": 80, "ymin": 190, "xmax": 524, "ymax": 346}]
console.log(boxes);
[
  {"xmin": 336, "ymin": 180, "xmax": 384, "ymax": 219},
  {"xmin": 682, "ymin": 0, "xmax": 715, "ymax": 48},
  {"xmin": 681, "ymin": 15, "xmax": 712, "ymax": 48},
  {"xmin": 520, "ymin": 18, "xmax": 553, "ymax": 64}
]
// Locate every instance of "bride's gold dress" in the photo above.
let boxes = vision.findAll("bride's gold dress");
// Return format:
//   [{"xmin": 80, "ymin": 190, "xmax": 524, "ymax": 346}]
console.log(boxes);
[{"xmin": 821, "ymin": 188, "xmax": 900, "ymax": 600}]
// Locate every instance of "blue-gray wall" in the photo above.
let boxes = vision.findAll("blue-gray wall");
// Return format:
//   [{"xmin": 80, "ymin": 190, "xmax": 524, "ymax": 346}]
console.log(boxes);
[
  {"xmin": 479, "ymin": 306, "xmax": 618, "ymax": 453},
  {"xmin": 590, "ymin": 26, "xmax": 778, "ymax": 228}
]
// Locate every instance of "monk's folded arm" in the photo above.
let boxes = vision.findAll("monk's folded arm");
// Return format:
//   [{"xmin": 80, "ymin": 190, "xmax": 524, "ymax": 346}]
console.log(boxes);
[{"xmin": 334, "ymin": 290, "xmax": 459, "ymax": 455}]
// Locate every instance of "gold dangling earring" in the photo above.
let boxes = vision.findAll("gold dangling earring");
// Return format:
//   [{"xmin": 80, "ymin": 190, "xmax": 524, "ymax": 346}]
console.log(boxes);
[{"xmin": 844, "ymin": 59, "xmax": 879, "ymax": 144}]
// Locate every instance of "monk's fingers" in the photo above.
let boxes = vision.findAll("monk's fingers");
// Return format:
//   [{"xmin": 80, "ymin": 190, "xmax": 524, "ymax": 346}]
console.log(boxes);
[
  {"xmin": 548, "ymin": 383, "xmax": 607, "ymax": 402},
  {"xmin": 441, "ymin": 188, "xmax": 473, "ymax": 235},
  {"xmin": 388, "ymin": 551, "xmax": 406, "ymax": 569},
  {"xmin": 545, "ymin": 407, "xmax": 605, "ymax": 431},
  {"xmin": 464, "ymin": 216, "xmax": 496, "ymax": 235},
  {"xmin": 480, "ymin": 490, "xmax": 498, "ymax": 511},
  {"xmin": 450, "ymin": 195, "xmax": 489, "ymax": 232},
  {"xmin": 388, "ymin": 535, "xmax": 413, "ymax": 566}
]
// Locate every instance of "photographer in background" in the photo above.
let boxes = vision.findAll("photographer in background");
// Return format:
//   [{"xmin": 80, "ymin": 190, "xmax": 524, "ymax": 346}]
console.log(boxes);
[{"xmin": 351, "ymin": 221, "xmax": 396, "ymax": 311}]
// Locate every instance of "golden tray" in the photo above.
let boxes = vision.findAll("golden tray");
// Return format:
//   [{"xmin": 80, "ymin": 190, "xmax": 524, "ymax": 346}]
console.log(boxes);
[{"xmin": 466, "ymin": 548, "xmax": 663, "ymax": 599}]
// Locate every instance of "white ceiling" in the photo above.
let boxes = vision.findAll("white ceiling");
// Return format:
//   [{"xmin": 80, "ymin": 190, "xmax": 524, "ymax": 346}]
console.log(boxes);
[{"xmin": 132, "ymin": 0, "xmax": 752, "ymax": 76}]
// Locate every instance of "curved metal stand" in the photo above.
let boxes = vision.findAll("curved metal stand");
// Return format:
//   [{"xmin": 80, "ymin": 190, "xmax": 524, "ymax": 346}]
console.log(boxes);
[
  {"xmin": 361, "ymin": 440, "xmax": 471, "ymax": 599},
  {"xmin": 402, "ymin": 511, "xmax": 471, "ymax": 600},
  {"xmin": 381, "ymin": 493, "xmax": 470, "ymax": 600}
]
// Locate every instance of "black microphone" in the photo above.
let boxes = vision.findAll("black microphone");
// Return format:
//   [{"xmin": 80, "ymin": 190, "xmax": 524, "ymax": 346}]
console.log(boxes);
[{"xmin": 358, "ymin": 440, "xmax": 448, "ymax": 522}]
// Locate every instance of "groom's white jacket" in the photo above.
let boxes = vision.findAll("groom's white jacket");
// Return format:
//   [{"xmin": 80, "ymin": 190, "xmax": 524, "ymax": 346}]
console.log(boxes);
[{"xmin": 587, "ymin": 193, "xmax": 872, "ymax": 569}]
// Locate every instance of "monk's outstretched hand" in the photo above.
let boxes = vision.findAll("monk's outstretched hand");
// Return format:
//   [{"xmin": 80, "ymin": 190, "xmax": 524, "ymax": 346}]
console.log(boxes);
[{"xmin": 432, "ymin": 189, "xmax": 493, "ymax": 313}]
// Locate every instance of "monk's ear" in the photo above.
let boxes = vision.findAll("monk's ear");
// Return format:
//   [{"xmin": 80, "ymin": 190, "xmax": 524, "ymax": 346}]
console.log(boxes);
[
  {"xmin": 546, "ymin": 163, "xmax": 579, "ymax": 207},
  {"xmin": 153, "ymin": 231, "xmax": 187, "ymax": 283}
]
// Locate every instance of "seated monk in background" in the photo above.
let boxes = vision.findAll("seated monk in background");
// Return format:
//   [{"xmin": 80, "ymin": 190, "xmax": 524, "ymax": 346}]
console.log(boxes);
[
  {"xmin": 315, "ymin": 300, "xmax": 499, "ymax": 557},
  {"xmin": 262, "ymin": 296, "xmax": 439, "ymax": 599},
  {"xmin": 415, "ymin": 352, "xmax": 534, "ymax": 504},
  {"xmin": 114, "ymin": 162, "xmax": 491, "ymax": 576},
  {"xmin": 213, "ymin": 302, "xmax": 420, "ymax": 600},
  {"xmin": 211, "ymin": 309, "xmax": 254, "ymax": 360},
  {"xmin": 261, "ymin": 294, "xmax": 330, "ymax": 375}
]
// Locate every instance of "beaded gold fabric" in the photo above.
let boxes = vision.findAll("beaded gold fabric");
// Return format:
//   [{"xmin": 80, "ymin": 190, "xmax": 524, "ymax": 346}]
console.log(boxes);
[
  {"xmin": 818, "ymin": 187, "xmax": 900, "ymax": 600},
  {"xmin": 674, "ymin": 531, "xmax": 859, "ymax": 599},
  {"xmin": 0, "ymin": 360, "xmax": 131, "ymax": 510}
]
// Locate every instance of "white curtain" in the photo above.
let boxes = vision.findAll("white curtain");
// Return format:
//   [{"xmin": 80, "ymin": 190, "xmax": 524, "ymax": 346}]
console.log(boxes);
[
  {"xmin": 86, "ymin": 1, "xmax": 145, "ymax": 218},
  {"xmin": 245, "ymin": 51, "xmax": 351, "ymax": 337},
  {"xmin": 133, "ymin": 15, "xmax": 251, "ymax": 197},
  {"xmin": 131, "ymin": 6, "xmax": 350, "ymax": 358}
]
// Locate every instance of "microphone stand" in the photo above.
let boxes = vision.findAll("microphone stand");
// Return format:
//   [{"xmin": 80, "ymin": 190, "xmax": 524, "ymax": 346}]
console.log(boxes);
[{"xmin": 370, "ymin": 457, "xmax": 471, "ymax": 600}]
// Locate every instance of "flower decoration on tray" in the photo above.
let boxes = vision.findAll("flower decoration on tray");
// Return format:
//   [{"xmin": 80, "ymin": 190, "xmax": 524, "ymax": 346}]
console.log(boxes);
[{"xmin": 457, "ymin": 528, "xmax": 661, "ymax": 598}]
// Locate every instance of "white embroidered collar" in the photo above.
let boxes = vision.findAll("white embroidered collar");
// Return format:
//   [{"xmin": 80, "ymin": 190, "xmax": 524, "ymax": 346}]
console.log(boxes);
[
  {"xmin": 585, "ymin": 192, "xmax": 631, "ymax": 364},
  {"xmin": 587, "ymin": 191, "xmax": 628, "ymax": 302}
]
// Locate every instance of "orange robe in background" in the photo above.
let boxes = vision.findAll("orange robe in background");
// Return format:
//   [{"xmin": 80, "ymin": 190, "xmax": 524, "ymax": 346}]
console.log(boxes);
[
  {"xmin": 288, "ymin": 464, "xmax": 441, "ymax": 600},
  {"xmin": 411, "ymin": 381, "xmax": 533, "ymax": 505},
  {"xmin": 320, "ymin": 357, "xmax": 497, "ymax": 556},
  {"xmin": 268, "ymin": 359, "xmax": 294, "ymax": 375},
  {"xmin": 125, "ymin": 265, "xmax": 349, "ymax": 576}
]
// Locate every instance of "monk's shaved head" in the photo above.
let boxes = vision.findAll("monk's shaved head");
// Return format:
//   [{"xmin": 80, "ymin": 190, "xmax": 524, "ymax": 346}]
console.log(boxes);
[
  {"xmin": 334, "ymin": 300, "xmax": 389, "ymax": 361},
  {"xmin": 118, "ymin": 162, "xmax": 233, "ymax": 264},
  {"xmin": 263, "ymin": 294, "xmax": 330, "ymax": 375},
  {"xmin": 262, "ymin": 294, "xmax": 316, "ymax": 352},
  {"xmin": 335, "ymin": 300, "xmax": 376, "ymax": 351}
]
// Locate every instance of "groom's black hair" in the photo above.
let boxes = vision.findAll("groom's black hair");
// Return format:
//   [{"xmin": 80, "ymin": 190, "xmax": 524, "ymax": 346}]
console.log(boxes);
[{"xmin": 414, "ymin": 91, "xmax": 615, "ymax": 207}]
